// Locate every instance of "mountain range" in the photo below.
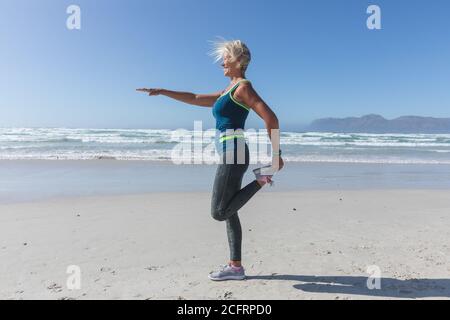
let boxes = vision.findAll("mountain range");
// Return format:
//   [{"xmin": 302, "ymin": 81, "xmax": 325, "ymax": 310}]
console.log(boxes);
[{"xmin": 305, "ymin": 114, "xmax": 450, "ymax": 134}]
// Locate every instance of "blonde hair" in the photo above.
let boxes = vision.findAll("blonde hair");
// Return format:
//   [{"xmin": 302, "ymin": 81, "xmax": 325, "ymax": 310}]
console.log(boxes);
[{"xmin": 209, "ymin": 37, "xmax": 252, "ymax": 72}]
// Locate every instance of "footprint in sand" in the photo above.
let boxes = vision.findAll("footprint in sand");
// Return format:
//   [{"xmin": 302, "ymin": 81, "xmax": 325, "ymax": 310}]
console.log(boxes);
[
  {"xmin": 223, "ymin": 291, "xmax": 233, "ymax": 300},
  {"xmin": 47, "ymin": 283, "xmax": 63, "ymax": 293},
  {"xmin": 145, "ymin": 266, "xmax": 162, "ymax": 271},
  {"xmin": 100, "ymin": 267, "xmax": 116, "ymax": 275}
]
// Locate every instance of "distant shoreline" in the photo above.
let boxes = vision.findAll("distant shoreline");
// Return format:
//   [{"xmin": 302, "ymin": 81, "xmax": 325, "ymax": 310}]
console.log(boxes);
[{"xmin": 306, "ymin": 114, "xmax": 450, "ymax": 134}]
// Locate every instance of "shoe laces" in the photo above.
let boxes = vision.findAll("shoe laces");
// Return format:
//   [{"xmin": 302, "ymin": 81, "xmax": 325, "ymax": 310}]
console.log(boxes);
[{"xmin": 219, "ymin": 264, "xmax": 230, "ymax": 271}]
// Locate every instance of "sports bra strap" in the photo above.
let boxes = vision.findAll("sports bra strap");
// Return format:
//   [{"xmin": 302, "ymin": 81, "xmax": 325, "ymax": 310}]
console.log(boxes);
[
  {"xmin": 230, "ymin": 79, "xmax": 250, "ymax": 93},
  {"xmin": 220, "ymin": 79, "xmax": 250, "ymax": 97},
  {"xmin": 230, "ymin": 80, "xmax": 251, "ymax": 111}
]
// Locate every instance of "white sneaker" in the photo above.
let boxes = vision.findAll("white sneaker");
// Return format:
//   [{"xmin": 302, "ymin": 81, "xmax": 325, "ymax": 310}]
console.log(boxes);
[
  {"xmin": 208, "ymin": 264, "xmax": 246, "ymax": 281},
  {"xmin": 253, "ymin": 166, "xmax": 274, "ymax": 186}
]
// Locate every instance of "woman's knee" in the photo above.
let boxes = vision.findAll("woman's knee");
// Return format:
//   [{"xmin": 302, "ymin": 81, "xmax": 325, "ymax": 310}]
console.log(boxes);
[{"xmin": 211, "ymin": 207, "xmax": 228, "ymax": 221}]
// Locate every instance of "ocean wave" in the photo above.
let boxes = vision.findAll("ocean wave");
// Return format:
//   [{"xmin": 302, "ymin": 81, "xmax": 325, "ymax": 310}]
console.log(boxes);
[
  {"xmin": 2, "ymin": 128, "xmax": 450, "ymax": 146},
  {"xmin": 1, "ymin": 152, "xmax": 450, "ymax": 164},
  {"xmin": 0, "ymin": 136, "xmax": 83, "ymax": 143},
  {"xmin": 278, "ymin": 141, "xmax": 450, "ymax": 147},
  {"xmin": 2, "ymin": 128, "xmax": 450, "ymax": 163},
  {"xmin": 281, "ymin": 156, "xmax": 450, "ymax": 165},
  {"xmin": 429, "ymin": 149, "xmax": 450, "ymax": 153}
]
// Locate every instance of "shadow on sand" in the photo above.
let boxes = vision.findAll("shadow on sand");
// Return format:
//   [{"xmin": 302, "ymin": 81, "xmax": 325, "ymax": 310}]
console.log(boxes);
[{"xmin": 246, "ymin": 274, "xmax": 450, "ymax": 299}]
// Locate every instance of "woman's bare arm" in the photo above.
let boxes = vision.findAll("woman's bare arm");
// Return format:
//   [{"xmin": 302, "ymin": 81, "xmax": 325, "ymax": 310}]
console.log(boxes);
[
  {"xmin": 136, "ymin": 88, "xmax": 221, "ymax": 107},
  {"xmin": 235, "ymin": 83, "xmax": 284, "ymax": 171}
]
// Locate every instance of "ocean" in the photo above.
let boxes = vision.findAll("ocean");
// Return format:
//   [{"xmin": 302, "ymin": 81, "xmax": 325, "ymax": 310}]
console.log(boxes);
[{"xmin": 1, "ymin": 128, "xmax": 450, "ymax": 164}]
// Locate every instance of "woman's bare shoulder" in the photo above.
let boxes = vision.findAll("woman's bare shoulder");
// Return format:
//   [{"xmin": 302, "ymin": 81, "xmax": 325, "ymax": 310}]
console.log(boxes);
[{"xmin": 235, "ymin": 80, "xmax": 256, "ymax": 96}]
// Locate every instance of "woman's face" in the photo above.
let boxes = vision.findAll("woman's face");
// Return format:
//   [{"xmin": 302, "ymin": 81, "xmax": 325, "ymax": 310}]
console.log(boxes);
[{"xmin": 221, "ymin": 54, "xmax": 241, "ymax": 77}]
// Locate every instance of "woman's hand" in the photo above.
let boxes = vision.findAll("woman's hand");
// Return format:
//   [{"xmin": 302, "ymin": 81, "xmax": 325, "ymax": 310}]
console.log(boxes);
[
  {"xmin": 136, "ymin": 88, "xmax": 165, "ymax": 96},
  {"xmin": 272, "ymin": 156, "xmax": 284, "ymax": 172}
]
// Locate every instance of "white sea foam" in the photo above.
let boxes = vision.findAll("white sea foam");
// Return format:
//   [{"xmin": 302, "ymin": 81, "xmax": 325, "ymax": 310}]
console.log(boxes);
[{"xmin": 1, "ymin": 128, "xmax": 450, "ymax": 163}]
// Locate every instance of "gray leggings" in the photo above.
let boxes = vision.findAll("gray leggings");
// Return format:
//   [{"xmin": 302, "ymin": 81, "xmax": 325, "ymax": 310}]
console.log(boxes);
[{"xmin": 210, "ymin": 143, "xmax": 262, "ymax": 261}]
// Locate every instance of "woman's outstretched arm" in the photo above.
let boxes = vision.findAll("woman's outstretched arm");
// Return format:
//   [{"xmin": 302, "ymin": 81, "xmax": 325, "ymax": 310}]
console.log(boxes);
[{"xmin": 136, "ymin": 88, "xmax": 222, "ymax": 107}]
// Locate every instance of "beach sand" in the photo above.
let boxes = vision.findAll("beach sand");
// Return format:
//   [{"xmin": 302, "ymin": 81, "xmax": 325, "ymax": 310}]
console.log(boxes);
[{"xmin": 1, "ymin": 189, "xmax": 450, "ymax": 300}]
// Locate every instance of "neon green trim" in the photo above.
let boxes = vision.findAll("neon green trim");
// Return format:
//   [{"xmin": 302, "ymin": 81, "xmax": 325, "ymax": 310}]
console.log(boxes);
[
  {"xmin": 229, "ymin": 79, "xmax": 251, "ymax": 111},
  {"xmin": 219, "ymin": 90, "xmax": 230, "ymax": 98},
  {"xmin": 219, "ymin": 79, "xmax": 250, "ymax": 99},
  {"xmin": 219, "ymin": 81, "xmax": 241, "ymax": 98},
  {"xmin": 229, "ymin": 92, "xmax": 251, "ymax": 111},
  {"xmin": 219, "ymin": 134, "xmax": 245, "ymax": 143}
]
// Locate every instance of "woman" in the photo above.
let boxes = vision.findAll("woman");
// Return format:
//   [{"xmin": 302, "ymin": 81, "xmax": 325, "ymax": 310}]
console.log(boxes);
[{"xmin": 137, "ymin": 39, "xmax": 284, "ymax": 281}]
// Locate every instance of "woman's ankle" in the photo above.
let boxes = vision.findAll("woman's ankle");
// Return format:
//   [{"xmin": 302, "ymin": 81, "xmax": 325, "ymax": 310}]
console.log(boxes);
[{"xmin": 230, "ymin": 261, "xmax": 242, "ymax": 268}]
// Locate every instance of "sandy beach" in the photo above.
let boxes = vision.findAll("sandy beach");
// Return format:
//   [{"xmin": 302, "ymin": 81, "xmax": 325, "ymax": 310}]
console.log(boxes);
[
  {"xmin": 3, "ymin": 0, "xmax": 450, "ymax": 303},
  {"xmin": 1, "ymin": 184, "xmax": 450, "ymax": 300}
]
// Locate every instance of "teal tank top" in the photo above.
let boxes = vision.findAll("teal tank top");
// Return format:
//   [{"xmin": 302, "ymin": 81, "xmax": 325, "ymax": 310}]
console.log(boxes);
[{"xmin": 212, "ymin": 79, "xmax": 251, "ymax": 140}]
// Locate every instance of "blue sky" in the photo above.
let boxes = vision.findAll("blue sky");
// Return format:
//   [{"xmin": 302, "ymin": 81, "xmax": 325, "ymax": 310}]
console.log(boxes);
[{"xmin": 1, "ymin": 0, "xmax": 450, "ymax": 131}]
